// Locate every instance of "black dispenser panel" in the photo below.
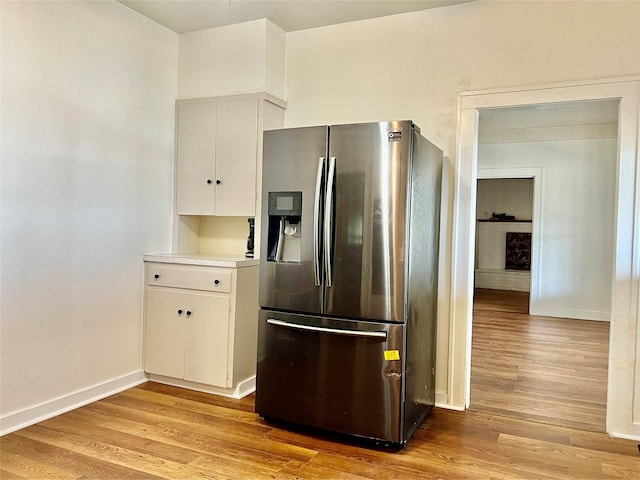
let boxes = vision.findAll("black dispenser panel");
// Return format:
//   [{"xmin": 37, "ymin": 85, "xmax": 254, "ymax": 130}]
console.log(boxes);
[{"xmin": 267, "ymin": 192, "xmax": 303, "ymax": 263}]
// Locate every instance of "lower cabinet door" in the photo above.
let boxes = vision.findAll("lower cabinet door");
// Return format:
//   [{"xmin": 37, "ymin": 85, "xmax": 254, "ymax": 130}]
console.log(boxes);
[
  {"xmin": 145, "ymin": 287, "xmax": 231, "ymax": 387},
  {"xmin": 184, "ymin": 292, "xmax": 230, "ymax": 387},
  {"xmin": 145, "ymin": 288, "xmax": 187, "ymax": 379}
]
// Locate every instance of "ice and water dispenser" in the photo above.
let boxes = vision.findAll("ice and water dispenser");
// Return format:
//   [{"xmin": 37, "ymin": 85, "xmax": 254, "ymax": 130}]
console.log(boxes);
[{"xmin": 267, "ymin": 191, "xmax": 302, "ymax": 263}]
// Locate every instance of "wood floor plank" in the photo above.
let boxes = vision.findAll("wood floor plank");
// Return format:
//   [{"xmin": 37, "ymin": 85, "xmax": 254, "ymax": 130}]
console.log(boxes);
[
  {"xmin": 86, "ymin": 399, "xmax": 318, "ymax": 465},
  {"xmin": 136, "ymin": 382, "xmax": 256, "ymax": 413},
  {"xmin": 1, "ymin": 433, "xmax": 153, "ymax": 480},
  {"xmin": 0, "ymin": 469, "xmax": 29, "ymax": 480},
  {"xmin": 404, "ymin": 430, "xmax": 565, "ymax": 479},
  {"xmin": 15, "ymin": 421, "xmax": 280, "ymax": 480},
  {"xmin": 38, "ymin": 414, "xmax": 204, "ymax": 465},
  {"xmin": 497, "ymin": 432, "xmax": 640, "ymax": 478},
  {"xmin": 14, "ymin": 424, "xmax": 200, "ymax": 479},
  {"xmin": 266, "ymin": 427, "xmax": 473, "ymax": 480},
  {"xmin": 0, "ymin": 448, "xmax": 80, "ymax": 480},
  {"xmin": 304, "ymin": 450, "xmax": 443, "ymax": 480},
  {"xmin": 268, "ymin": 455, "xmax": 374, "ymax": 480},
  {"xmin": 99, "ymin": 393, "xmax": 266, "ymax": 436},
  {"xmin": 118, "ymin": 387, "xmax": 259, "ymax": 424}
]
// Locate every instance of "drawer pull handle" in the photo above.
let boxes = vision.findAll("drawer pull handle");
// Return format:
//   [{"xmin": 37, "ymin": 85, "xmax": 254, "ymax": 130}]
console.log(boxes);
[
  {"xmin": 214, "ymin": 279, "xmax": 220, "ymax": 285},
  {"xmin": 207, "ymin": 179, "xmax": 212, "ymax": 184},
  {"xmin": 154, "ymin": 274, "xmax": 160, "ymax": 279},
  {"xmin": 186, "ymin": 310, "xmax": 192, "ymax": 316},
  {"xmin": 177, "ymin": 309, "xmax": 183, "ymax": 315},
  {"xmin": 266, "ymin": 319, "xmax": 387, "ymax": 339},
  {"xmin": 216, "ymin": 179, "xmax": 222, "ymax": 185}
]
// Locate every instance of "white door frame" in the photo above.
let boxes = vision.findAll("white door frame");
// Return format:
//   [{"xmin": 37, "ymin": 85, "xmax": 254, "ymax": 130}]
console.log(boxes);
[
  {"xmin": 476, "ymin": 168, "xmax": 542, "ymax": 312},
  {"xmin": 450, "ymin": 78, "xmax": 640, "ymax": 439}
]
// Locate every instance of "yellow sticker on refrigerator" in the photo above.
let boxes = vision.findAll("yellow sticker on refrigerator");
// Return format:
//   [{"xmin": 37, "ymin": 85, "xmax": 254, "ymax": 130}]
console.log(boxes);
[{"xmin": 384, "ymin": 350, "xmax": 400, "ymax": 361}]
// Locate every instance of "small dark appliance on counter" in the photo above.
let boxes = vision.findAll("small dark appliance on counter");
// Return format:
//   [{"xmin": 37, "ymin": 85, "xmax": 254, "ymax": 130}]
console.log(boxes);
[{"xmin": 245, "ymin": 217, "xmax": 255, "ymax": 258}]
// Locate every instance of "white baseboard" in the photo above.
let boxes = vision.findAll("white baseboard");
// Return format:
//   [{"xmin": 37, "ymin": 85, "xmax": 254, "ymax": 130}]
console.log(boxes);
[
  {"xmin": 0, "ymin": 371, "xmax": 147, "ymax": 436},
  {"xmin": 146, "ymin": 374, "xmax": 256, "ymax": 399},
  {"xmin": 609, "ymin": 430, "xmax": 640, "ymax": 441},
  {"xmin": 529, "ymin": 305, "xmax": 610, "ymax": 322}
]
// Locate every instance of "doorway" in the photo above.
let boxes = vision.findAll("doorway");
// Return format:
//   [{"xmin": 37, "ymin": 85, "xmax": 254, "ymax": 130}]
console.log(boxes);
[
  {"xmin": 475, "ymin": 178, "xmax": 534, "ymax": 302},
  {"xmin": 449, "ymin": 79, "xmax": 640, "ymax": 438},
  {"xmin": 469, "ymin": 101, "xmax": 616, "ymax": 432},
  {"xmin": 474, "ymin": 170, "xmax": 542, "ymax": 312}
]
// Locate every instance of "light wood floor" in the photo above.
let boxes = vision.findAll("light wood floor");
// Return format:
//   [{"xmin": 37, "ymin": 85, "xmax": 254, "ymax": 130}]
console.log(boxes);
[
  {"xmin": 2, "ymin": 382, "xmax": 639, "ymax": 479},
  {"xmin": 471, "ymin": 288, "xmax": 610, "ymax": 432}
]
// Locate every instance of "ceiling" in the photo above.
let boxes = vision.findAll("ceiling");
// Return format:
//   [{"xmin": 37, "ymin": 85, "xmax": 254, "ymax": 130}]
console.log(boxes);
[{"xmin": 118, "ymin": 0, "xmax": 472, "ymax": 34}]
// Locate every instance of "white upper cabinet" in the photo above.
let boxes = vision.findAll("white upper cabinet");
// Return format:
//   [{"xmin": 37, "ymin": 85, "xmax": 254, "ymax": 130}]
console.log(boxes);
[{"xmin": 176, "ymin": 98, "xmax": 259, "ymax": 216}]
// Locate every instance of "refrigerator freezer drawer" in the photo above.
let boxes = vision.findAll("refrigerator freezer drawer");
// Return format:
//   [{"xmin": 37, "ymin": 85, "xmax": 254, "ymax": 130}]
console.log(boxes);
[{"xmin": 255, "ymin": 310, "xmax": 406, "ymax": 444}]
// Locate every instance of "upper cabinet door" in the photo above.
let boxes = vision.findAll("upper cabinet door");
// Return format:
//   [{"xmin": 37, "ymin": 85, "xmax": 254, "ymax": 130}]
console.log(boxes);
[
  {"xmin": 176, "ymin": 102, "xmax": 217, "ymax": 215},
  {"xmin": 175, "ymin": 99, "xmax": 259, "ymax": 216},
  {"xmin": 215, "ymin": 99, "xmax": 258, "ymax": 216}
]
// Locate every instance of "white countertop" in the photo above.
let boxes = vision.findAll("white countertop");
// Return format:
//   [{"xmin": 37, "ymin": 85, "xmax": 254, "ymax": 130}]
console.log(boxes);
[{"xmin": 143, "ymin": 252, "xmax": 259, "ymax": 268}]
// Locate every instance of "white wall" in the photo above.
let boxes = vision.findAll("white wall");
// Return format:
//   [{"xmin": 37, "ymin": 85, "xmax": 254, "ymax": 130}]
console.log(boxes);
[
  {"xmin": 476, "ymin": 179, "xmax": 533, "ymax": 221},
  {"xmin": 178, "ymin": 19, "xmax": 286, "ymax": 99},
  {"xmin": 285, "ymin": 1, "xmax": 639, "ymax": 154},
  {"xmin": 0, "ymin": 1, "xmax": 178, "ymax": 432},
  {"xmin": 284, "ymin": 0, "xmax": 640, "ymax": 403}
]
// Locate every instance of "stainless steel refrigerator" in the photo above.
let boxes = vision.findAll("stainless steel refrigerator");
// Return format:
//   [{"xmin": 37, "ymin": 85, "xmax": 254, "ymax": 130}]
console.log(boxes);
[{"xmin": 255, "ymin": 120, "xmax": 442, "ymax": 447}]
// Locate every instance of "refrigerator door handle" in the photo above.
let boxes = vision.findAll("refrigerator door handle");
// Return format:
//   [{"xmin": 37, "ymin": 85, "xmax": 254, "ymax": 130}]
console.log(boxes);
[
  {"xmin": 267, "ymin": 318, "xmax": 387, "ymax": 339},
  {"xmin": 324, "ymin": 157, "xmax": 336, "ymax": 287},
  {"xmin": 313, "ymin": 157, "xmax": 325, "ymax": 286}
]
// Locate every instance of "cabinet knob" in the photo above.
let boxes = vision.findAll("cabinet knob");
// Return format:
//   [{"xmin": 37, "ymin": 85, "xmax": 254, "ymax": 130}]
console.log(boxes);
[
  {"xmin": 216, "ymin": 179, "xmax": 221, "ymax": 185},
  {"xmin": 207, "ymin": 179, "xmax": 212, "ymax": 184},
  {"xmin": 154, "ymin": 274, "xmax": 160, "ymax": 279},
  {"xmin": 177, "ymin": 309, "xmax": 183, "ymax": 315},
  {"xmin": 214, "ymin": 279, "xmax": 220, "ymax": 285},
  {"xmin": 186, "ymin": 310, "xmax": 192, "ymax": 316}
]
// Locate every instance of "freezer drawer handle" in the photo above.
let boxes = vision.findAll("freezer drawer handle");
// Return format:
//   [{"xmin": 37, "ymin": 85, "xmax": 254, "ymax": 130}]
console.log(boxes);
[{"xmin": 267, "ymin": 318, "xmax": 387, "ymax": 339}]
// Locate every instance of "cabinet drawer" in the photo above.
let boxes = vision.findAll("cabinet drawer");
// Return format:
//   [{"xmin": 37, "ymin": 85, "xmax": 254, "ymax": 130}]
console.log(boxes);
[{"xmin": 147, "ymin": 263, "xmax": 232, "ymax": 293}]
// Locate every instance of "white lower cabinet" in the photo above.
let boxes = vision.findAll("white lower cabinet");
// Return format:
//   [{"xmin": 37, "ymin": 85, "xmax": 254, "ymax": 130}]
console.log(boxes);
[
  {"xmin": 143, "ymin": 259, "xmax": 258, "ymax": 396},
  {"xmin": 145, "ymin": 288, "xmax": 230, "ymax": 386}
]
